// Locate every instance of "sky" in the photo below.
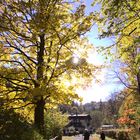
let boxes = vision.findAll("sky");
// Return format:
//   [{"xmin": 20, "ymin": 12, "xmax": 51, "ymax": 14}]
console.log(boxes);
[{"xmin": 75, "ymin": 0, "xmax": 124, "ymax": 104}]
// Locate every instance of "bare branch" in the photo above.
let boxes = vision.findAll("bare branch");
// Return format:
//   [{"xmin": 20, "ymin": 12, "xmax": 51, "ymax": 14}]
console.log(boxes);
[{"xmin": 114, "ymin": 71, "xmax": 137, "ymax": 90}]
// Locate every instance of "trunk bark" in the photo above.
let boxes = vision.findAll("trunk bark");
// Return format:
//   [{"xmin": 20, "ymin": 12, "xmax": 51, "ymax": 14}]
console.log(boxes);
[
  {"xmin": 34, "ymin": 96, "xmax": 45, "ymax": 134},
  {"xmin": 34, "ymin": 34, "xmax": 45, "ymax": 135}
]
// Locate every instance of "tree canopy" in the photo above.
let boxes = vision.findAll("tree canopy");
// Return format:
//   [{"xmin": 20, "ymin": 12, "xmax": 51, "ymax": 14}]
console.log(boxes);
[{"xmin": 93, "ymin": 0, "xmax": 140, "ymax": 95}]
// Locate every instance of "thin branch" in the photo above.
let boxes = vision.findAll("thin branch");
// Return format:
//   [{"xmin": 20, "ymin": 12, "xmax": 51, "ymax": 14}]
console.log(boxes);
[
  {"xmin": 5, "ymin": 39, "xmax": 37, "ymax": 65},
  {"xmin": 0, "ymin": 59, "xmax": 33, "ymax": 80},
  {"xmin": 0, "ymin": 74, "xmax": 29, "ymax": 89},
  {"xmin": 10, "ymin": 102, "xmax": 33, "ymax": 110},
  {"xmin": 114, "ymin": 71, "xmax": 137, "ymax": 90}
]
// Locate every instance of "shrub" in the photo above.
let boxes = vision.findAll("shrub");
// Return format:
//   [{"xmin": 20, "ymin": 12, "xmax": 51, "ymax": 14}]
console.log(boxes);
[
  {"xmin": 0, "ymin": 108, "xmax": 44, "ymax": 140},
  {"xmin": 98, "ymin": 129, "xmax": 136, "ymax": 140},
  {"xmin": 0, "ymin": 108, "xmax": 31, "ymax": 140},
  {"xmin": 116, "ymin": 130, "xmax": 130, "ymax": 140},
  {"xmin": 44, "ymin": 109, "xmax": 68, "ymax": 139},
  {"xmin": 21, "ymin": 128, "xmax": 44, "ymax": 140},
  {"xmin": 104, "ymin": 130, "xmax": 117, "ymax": 139}
]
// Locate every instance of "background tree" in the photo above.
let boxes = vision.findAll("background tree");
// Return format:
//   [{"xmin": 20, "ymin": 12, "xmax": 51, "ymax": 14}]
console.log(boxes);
[
  {"xmin": 90, "ymin": 110, "xmax": 103, "ymax": 129},
  {"xmin": 102, "ymin": 93, "xmax": 122, "ymax": 126},
  {"xmin": 93, "ymin": 0, "xmax": 140, "ymax": 94},
  {"xmin": 0, "ymin": 0, "xmax": 96, "ymax": 135},
  {"xmin": 93, "ymin": 0, "xmax": 140, "ymax": 134}
]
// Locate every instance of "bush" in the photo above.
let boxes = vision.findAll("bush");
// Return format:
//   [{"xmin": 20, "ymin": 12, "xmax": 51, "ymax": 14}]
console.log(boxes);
[
  {"xmin": 116, "ymin": 131, "xmax": 130, "ymax": 140},
  {"xmin": 21, "ymin": 128, "xmax": 44, "ymax": 140},
  {"xmin": 44, "ymin": 109, "xmax": 68, "ymax": 139},
  {"xmin": 104, "ymin": 130, "xmax": 117, "ymax": 139},
  {"xmin": 0, "ymin": 108, "xmax": 31, "ymax": 140},
  {"xmin": 99, "ymin": 129, "xmax": 138, "ymax": 140},
  {"xmin": 0, "ymin": 108, "xmax": 44, "ymax": 140}
]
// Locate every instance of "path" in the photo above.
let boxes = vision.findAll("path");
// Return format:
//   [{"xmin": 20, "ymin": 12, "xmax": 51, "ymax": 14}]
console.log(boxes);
[{"xmin": 63, "ymin": 134, "xmax": 115, "ymax": 140}]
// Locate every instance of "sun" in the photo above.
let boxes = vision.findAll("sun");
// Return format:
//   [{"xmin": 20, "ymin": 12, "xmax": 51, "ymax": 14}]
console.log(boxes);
[{"xmin": 73, "ymin": 56, "xmax": 79, "ymax": 64}]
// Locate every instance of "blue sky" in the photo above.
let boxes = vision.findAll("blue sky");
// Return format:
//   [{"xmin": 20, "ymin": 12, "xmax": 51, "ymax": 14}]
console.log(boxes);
[{"xmin": 75, "ymin": 0, "xmax": 124, "ymax": 103}]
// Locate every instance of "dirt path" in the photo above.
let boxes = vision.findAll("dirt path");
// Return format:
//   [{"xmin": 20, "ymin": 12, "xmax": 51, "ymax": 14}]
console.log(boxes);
[{"xmin": 62, "ymin": 134, "xmax": 115, "ymax": 140}]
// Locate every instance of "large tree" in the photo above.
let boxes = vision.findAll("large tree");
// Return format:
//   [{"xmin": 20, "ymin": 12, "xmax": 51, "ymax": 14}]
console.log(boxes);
[{"xmin": 0, "ymin": 0, "xmax": 96, "ymax": 134}]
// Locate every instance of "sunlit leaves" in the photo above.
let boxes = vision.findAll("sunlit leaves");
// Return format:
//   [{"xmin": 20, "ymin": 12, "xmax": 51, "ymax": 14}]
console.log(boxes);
[
  {"xmin": 117, "ymin": 93, "xmax": 140, "ymax": 128},
  {"xmin": 93, "ymin": 0, "xmax": 140, "ymax": 89},
  {"xmin": 0, "ymin": 0, "xmax": 97, "ymax": 111},
  {"xmin": 93, "ymin": 0, "xmax": 140, "ymax": 37}
]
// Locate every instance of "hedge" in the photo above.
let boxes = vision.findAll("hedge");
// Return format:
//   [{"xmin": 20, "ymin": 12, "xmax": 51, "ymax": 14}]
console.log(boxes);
[{"xmin": 96, "ymin": 129, "xmax": 139, "ymax": 140}]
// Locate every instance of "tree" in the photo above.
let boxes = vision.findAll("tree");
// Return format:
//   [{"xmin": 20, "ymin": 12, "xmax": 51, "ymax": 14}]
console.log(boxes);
[
  {"xmin": 93, "ymin": 0, "xmax": 140, "ymax": 94},
  {"xmin": 93, "ymin": 0, "xmax": 140, "ymax": 133},
  {"xmin": 0, "ymin": 0, "xmax": 96, "ymax": 135},
  {"xmin": 90, "ymin": 110, "xmax": 103, "ymax": 129},
  {"xmin": 117, "ymin": 92, "xmax": 140, "ymax": 135},
  {"xmin": 103, "ymin": 93, "xmax": 122, "ymax": 126}
]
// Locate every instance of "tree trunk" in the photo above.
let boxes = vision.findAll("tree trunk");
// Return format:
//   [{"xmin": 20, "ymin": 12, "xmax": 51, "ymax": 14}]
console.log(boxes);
[
  {"xmin": 34, "ymin": 96, "xmax": 45, "ymax": 135},
  {"xmin": 34, "ymin": 34, "xmax": 45, "ymax": 134}
]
